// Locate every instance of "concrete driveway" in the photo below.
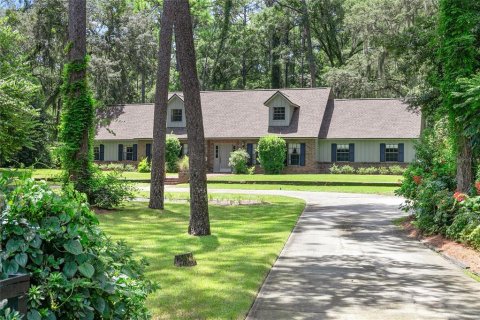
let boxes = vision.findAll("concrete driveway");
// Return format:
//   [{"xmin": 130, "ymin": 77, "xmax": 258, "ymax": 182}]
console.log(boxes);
[{"xmin": 164, "ymin": 187, "xmax": 480, "ymax": 319}]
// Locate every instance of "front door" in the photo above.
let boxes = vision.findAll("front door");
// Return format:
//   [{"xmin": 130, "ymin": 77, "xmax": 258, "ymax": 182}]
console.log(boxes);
[{"xmin": 214, "ymin": 144, "xmax": 233, "ymax": 173}]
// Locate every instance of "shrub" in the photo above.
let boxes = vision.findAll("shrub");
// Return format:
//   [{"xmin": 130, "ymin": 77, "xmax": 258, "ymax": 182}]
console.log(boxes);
[
  {"xmin": 339, "ymin": 165, "xmax": 355, "ymax": 174},
  {"xmin": 358, "ymin": 167, "xmax": 378, "ymax": 175},
  {"xmin": 329, "ymin": 164, "xmax": 341, "ymax": 174},
  {"xmin": 107, "ymin": 163, "xmax": 125, "ymax": 171},
  {"xmin": 178, "ymin": 156, "xmax": 189, "ymax": 172},
  {"xmin": 257, "ymin": 135, "xmax": 286, "ymax": 174},
  {"xmin": 124, "ymin": 164, "xmax": 136, "ymax": 172},
  {"xmin": 248, "ymin": 166, "xmax": 256, "ymax": 175},
  {"xmin": 389, "ymin": 165, "xmax": 406, "ymax": 175},
  {"xmin": 138, "ymin": 158, "xmax": 151, "ymax": 173},
  {"xmin": 378, "ymin": 167, "xmax": 390, "ymax": 175},
  {"xmin": 0, "ymin": 179, "xmax": 156, "ymax": 319},
  {"xmin": 228, "ymin": 149, "xmax": 250, "ymax": 174},
  {"xmin": 447, "ymin": 196, "xmax": 480, "ymax": 241},
  {"xmin": 87, "ymin": 170, "xmax": 136, "ymax": 209},
  {"xmin": 166, "ymin": 135, "xmax": 181, "ymax": 173}
]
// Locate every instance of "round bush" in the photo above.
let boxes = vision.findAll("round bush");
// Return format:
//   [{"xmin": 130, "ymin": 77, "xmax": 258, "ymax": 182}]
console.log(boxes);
[
  {"xmin": 166, "ymin": 135, "xmax": 182, "ymax": 173},
  {"xmin": 228, "ymin": 149, "xmax": 250, "ymax": 174},
  {"xmin": 138, "ymin": 158, "xmax": 151, "ymax": 173},
  {"xmin": 257, "ymin": 135, "xmax": 286, "ymax": 174},
  {"xmin": 0, "ymin": 179, "xmax": 156, "ymax": 319}
]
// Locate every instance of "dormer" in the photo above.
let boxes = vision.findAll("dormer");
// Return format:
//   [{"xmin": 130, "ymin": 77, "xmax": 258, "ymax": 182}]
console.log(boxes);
[
  {"xmin": 167, "ymin": 94, "xmax": 186, "ymax": 127},
  {"xmin": 264, "ymin": 91, "xmax": 299, "ymax": 126}
]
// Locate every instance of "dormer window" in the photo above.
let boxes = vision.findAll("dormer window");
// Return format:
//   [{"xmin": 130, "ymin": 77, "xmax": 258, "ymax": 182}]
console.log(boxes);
[
  {"xmin": 171, "ymin": 109, "xmax": 183, "ymax": 122},
  {"xmin": 273, "ymin": 107, "xmax": 286, "ymax": 120}
]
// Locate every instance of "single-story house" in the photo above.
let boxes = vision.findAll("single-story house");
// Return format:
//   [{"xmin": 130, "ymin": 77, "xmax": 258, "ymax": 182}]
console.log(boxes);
[{"xmin": 94, "ymin": 88, "xmax": 421, "ymax": 173}]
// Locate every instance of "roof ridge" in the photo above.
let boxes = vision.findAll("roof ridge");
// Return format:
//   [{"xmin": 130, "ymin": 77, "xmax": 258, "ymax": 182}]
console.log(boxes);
[
  {"xmin": 200, "ymin": 87, "xmax": 330, "ymax": 93},
  {"xmin": 334, "ymin": 98, "xmax": 405, "ymax": 101}
]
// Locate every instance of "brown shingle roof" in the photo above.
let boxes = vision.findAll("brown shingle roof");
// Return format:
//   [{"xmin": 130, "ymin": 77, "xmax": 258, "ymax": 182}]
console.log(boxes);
[
  {"xmin": 96, "ymin": 88, "xmax": 332, "ymax": 140},
  {"xmin": 320, "ymin": 99, "xmax": 421, "ymax": 139},
  {"xmin": 95, "ymin": 90, "xmax": 421, "ymax": 141}
]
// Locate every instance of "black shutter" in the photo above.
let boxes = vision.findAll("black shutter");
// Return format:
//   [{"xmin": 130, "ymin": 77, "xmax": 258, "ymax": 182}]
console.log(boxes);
[
  {"xmin": 133, "ymin": 144, "xmax": 138, "ymax": 161},
  {"xmin": 380, "ymin": 143, "xmax": 386, "ymax": 162},
  {"xmin": 99, "ymin": 144, "xmax": 105, "ymax": 161},
  {"xmin": 331, "ymin": 143, "xmax": 337, "ymax": 162},
  {"xmin": 300, "ymin": 143, "xmax": 306, "ymax": 166},
  {"xmin": 118, "ymin": 144, "xmax": 123, "ymax": 161},
  {"xmin": 247, "ymin": 143, "xmax": 253, "ymax": 165},
  {"xmin": 349, "ymin": 143, "xmax": 355, "ymax": 162},
  {"xmin": 398, "ymin": 143, "xmax": 404, "ymax": 162},
  {"xmin": 146, "ymin": 143, "xmax": 152, "ymax": 161},
  {"xmin": 284, "ymin": 143, "xmax": 289, "ymax": 166}
]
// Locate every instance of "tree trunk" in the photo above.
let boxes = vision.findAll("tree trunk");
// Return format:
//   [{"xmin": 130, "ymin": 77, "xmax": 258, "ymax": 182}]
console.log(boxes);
[
  {"xmin": 300, "ymin": 0, "xmax": 316, "ymax": 87},
  {"xmin": 174, "ymin": 0, "xmax": 210, "ymax": 236},
  {"xmin": 149, "ymin": 1, "xmax": 174, "ymax": 209},
  {"xmin": 65, "ymin": 0, "xmax": 91, "ymax": 194},
  {"xmin": 270, "ymin": 32, "xmax": 281, "ymax": 89},
  {"xmin": 456, "ymin": 134, "xmax": 474, "ymax": 192},
  {"xmin": 141, "ymin": 71, "xmax": 146, "ymax": 103}
]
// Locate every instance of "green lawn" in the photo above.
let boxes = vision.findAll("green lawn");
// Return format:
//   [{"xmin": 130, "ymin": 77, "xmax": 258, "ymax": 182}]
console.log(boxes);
[
  {"xmin": 98, "ymin": 198, "xmax": 305, "ymax": 319},
  {"xmin": 204, "ymin": 183, "xmax": 398, "ymax": 195},
  {"xmin": 0, "ymin": 168, "xmax": 176, "ymax": 181},
  {"xmin": 208, "ymin": 173, "xmax": 403, "ymax": 184}
]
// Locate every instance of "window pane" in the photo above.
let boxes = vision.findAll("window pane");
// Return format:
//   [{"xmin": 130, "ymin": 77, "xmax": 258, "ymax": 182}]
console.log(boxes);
[
  {"xmin": 126, "ymin": 146, "xmax": 133, "ymax": 161},
  {"xmin": 273, "ymin": 107, "xmax": 285, "ymax": 120},
  {"xmin": 288, "ymin": 143, "xmax": 300, "ymax": 165},
  {"xmin": 336, "ymin": 144, "xmax": 350, "ymax": 162},
  {"xmin": 171, "ymin": 109, "xmax": 183, "ymax": 122},
  {"xmin": 385, "ymin": 144, "xmax": 398, "ymax": 162},
  {"xmin": 94, "ymin": 146, "xmax": 100, "ymax": 161}
]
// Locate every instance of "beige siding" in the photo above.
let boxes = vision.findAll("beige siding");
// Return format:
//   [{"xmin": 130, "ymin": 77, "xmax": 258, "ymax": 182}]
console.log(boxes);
[
  {"xmin": 167, "ymin": 96, "xmax": 186, "ymax": 127},
  {"xmin": 266, "ymin": 94, "xmax": 294, "ymax": 126},
  {"xmin": 317, "ymin": 139, "xmax": 416, "ymax": 163},
  {"xmin": 95, "ymin": 140, "xmax": 138, "ymax": 161}
]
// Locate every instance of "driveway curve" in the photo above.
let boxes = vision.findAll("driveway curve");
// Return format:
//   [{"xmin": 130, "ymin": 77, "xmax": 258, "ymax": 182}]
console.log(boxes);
[{"xmin": 164, "ymin": 187, "xmax": 480, "ymax": 319}]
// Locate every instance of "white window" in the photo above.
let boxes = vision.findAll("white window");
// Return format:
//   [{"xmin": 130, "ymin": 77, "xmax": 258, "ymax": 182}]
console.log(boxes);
[
  {"xmin": 93, "ymin": 146, "xmax": 100, "ymax": 161},
  {"xmin": 336, "ymin": 144, "xmax": 350, "ymax": 162},
  {"xmin": 386, "ymin": 144, "xmax": 399, "ymax": 162},
  {"xmin": 125, "ymin": 145, "xmax": 133, "ymax": 160},
  {"xmin": 288, "ymin": 143, "xmax": 300, "ymax": 166},
  {"xmin": 273, "ymin": 107, "xmax": 286, "ymax": 120},
  {"xmin": 171, "ymin": 109, "xmax": 183, "ymax": 122}
]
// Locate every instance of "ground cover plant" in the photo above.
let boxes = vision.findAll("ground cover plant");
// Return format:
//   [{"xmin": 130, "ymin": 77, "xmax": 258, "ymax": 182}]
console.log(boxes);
[
  {"xmin": 98, "ymin": 197, "xmax": 305, "ymax": 319},
  {"xmin": 0, "ymin": 178, "xmax": 155, "ymax": 319}
]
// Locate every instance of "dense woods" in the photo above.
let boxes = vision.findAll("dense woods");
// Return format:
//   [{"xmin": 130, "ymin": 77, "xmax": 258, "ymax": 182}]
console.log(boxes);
[{"xmin": 0, "ymin": 0, "xmax": 439, "ymax": 167}]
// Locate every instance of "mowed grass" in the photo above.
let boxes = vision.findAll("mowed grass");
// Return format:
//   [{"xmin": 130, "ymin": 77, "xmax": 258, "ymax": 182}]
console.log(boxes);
[
  {"xmin": 208, "ymin": 173, "xmax": 403, "ymax": 184},
  {"xmin": 98, "ymin": 198, "xmax": 305, "ymax": 319},
  {"xmin": 171, "ymin": 183, "xmax": 398, "ymax": 195}
]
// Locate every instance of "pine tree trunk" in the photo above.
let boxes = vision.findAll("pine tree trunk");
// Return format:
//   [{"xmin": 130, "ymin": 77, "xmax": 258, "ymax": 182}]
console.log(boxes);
[
  {"xmin": 456, "ymin": 134, "xmax": 473, "ymax": 192},
  {"xmin": 149, "ymin": 1, "xmax": 174, "ymax": 209},
  {"xmin": 174, "ymin": 0, "xmax": 210, "ymax": 236},
  {"xmin": 300, "ymin": 0, "xmax": 316, "ymax": 87}
]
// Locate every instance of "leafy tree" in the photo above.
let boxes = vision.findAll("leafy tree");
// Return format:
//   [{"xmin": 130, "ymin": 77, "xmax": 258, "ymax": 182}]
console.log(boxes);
[
  {"xmin": 257, "ymin": 135, "xmax": 287, "ymax": 174},
  {"xmin": 437, "ymin": 0, "xmax": 480, "ymax": 192},
  {"xmin": 0, "ymin": 19, "xmax": 40, "ymax": 165}
]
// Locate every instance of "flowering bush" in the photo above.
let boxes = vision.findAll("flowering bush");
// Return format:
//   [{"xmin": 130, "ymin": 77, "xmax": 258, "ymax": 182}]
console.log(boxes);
[
  {"xmin": 228, "ymin": 149, "xmax": 250, "ymax": 174},
  {"xmin": 453, "ymin": 192, "xmax": 468, "ymax": 202}
]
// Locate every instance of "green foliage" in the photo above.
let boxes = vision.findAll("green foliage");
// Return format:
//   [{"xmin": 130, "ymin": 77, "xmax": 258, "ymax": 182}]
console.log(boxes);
[
  {"xmin": 228, "ymin": 149, "xmax": 250, "ymax": 174},
  {"xmin": 166, "ymin": 135, "xmax": 181, "ymax": 173},
  {"xmin": 453, "ymin": 73, "xmax": 480, "ymax": 149},
  {"xmin": 137, "ymin": 158, "xmax": 151, "ymax": 173},
  {"xmin": 59, "ymin": 56, "xmax": 96, "ymax": 196},
  {"xmin": 247, "ymin": 166, "xmax": 256, "ymax": 175},
  {"xmin": 88, "ymin": 169, "xmax": 136, "ymax": 209},
  {"xmin": 0, "ymin": 179, "xmax": 156, "ymax": 319},
  {"xmin": 0, "ymin": 308, "xmax": 22, "ymax": 320},
  {"xmin": 257, "ymin": 135, "xmax": 286, "ymax": 174},
  {"xmin": 356, "ymin": 167, "xmax": 378, "ymax": 175},
  {"xmin": 389, "ymin": 165, "xmax": 406, "ymax": 175},
  {"xmin": 0, "ymin": 19, "xmax": 40, "ymax": 164},
  {"xmin": 177, "ymin": 156, "xmax": 189, "ymax": 172}
]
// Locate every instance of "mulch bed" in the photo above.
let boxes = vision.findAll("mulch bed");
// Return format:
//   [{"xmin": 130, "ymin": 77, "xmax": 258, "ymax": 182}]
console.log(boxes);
[{"xmin": 401, "ymin": 216, "xmax": 480, "ymax": 275}]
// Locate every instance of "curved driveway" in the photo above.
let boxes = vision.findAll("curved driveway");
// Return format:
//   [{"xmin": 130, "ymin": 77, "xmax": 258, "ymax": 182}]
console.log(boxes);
[{"xmin": 165, "ymin": 187, "xmax": 480, "ymax": 319}]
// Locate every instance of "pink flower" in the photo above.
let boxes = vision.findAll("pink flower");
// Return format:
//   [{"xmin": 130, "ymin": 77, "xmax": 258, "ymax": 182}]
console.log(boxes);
[{"xmin": 453, "ymin": 192, "xmax": 468, "ymax": 202}]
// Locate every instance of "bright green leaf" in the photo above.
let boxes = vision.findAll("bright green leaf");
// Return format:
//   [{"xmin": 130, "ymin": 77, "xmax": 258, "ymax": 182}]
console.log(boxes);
[
  {"xmin": 64, "ymin": 239, "xmax": 83, "ymax": 255},
  {"xmin": 78, "ymin": 262, "xmax": 95, "ymax": 278}
]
